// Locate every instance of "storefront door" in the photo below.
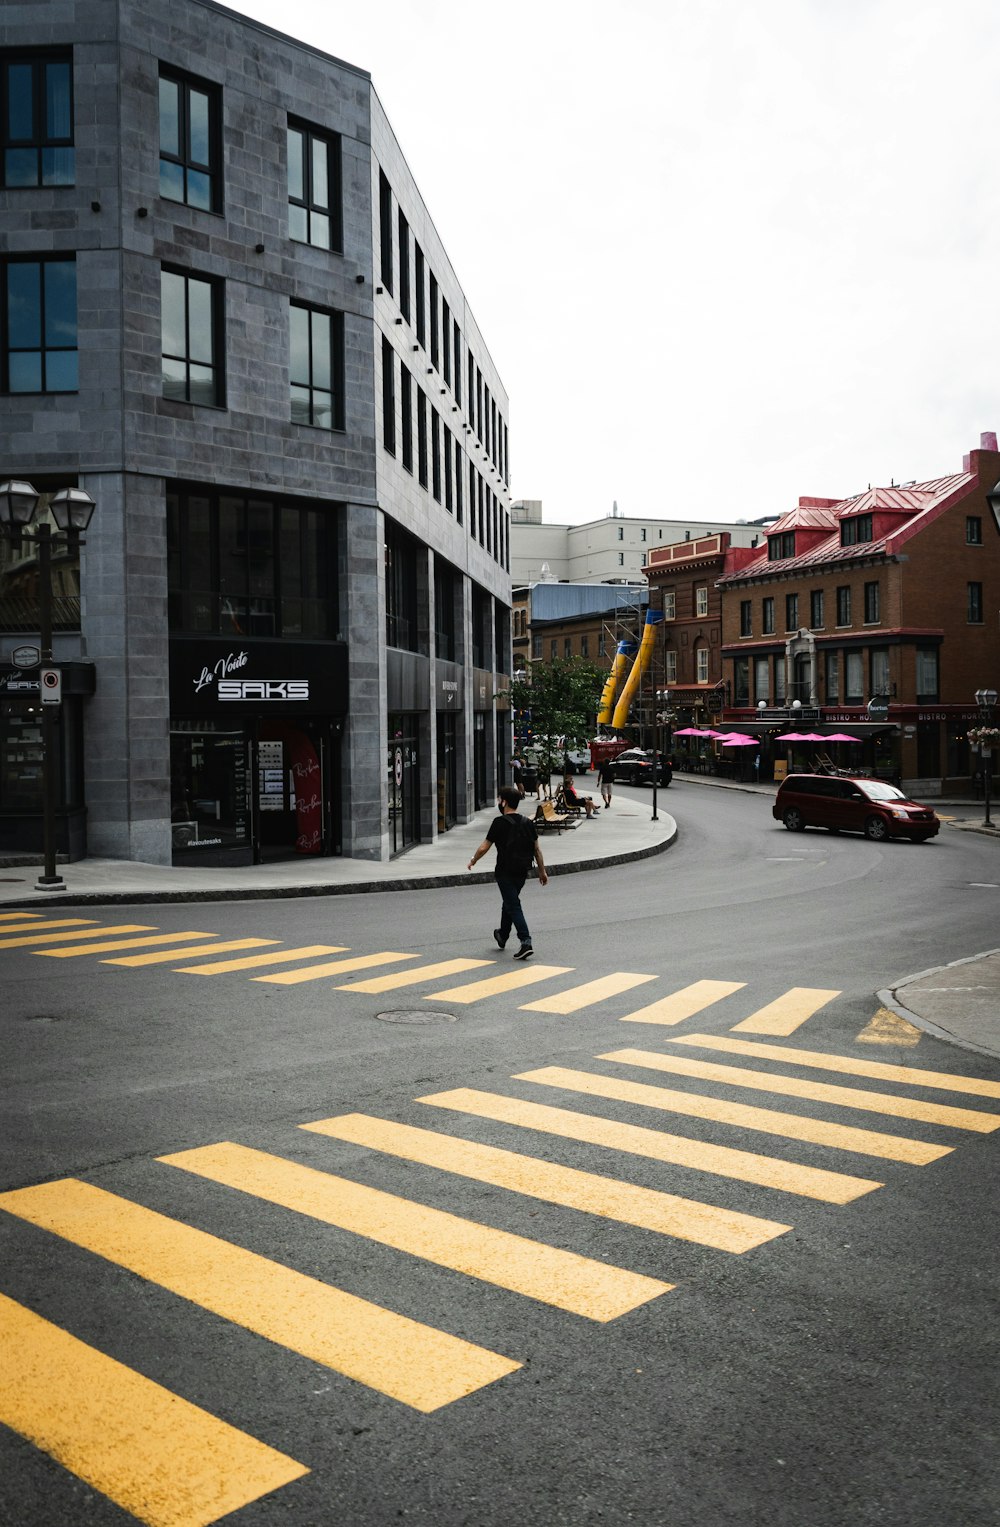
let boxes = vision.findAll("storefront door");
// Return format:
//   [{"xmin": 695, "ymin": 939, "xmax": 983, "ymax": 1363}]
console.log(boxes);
[{"xmin": 388, "ymin": 718, "xmax": 419, "ymax": 855}]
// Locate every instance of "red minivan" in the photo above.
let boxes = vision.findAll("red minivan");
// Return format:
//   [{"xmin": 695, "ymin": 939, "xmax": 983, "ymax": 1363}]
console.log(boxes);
[{"xmin": 773, "ymin": 773, "xmax": 940, "ymax": 843}]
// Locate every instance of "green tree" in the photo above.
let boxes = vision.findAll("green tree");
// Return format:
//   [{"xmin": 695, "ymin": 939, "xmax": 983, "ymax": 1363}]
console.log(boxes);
[{"xmin": 506, "ymin": 658, "xmax": 606, "ymax": 778}]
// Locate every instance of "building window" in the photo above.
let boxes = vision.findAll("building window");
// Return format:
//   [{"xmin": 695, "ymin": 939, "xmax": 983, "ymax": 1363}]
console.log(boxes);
[
  {"xmin": 618, "ymin": 553, "xmax": 625, "ymax": 566},
  {"xmin": 431, "ymin": 407, "xmax": 441, "ymax": 502},
  {"xmin": 870, "ymin": 648, "xmax": 890, "ymax": 696},
  {"xmin": 400, "ymin": 364, "xmax": 412, "ymax": 472},
  {"xmin": 378, "ymin": 169, "xmax": 393, "ymax": 293},
  {"xmin": 664, "ymin": 649, "xmax": 677, "ymax": 683},
  {"xmin": 695, "ymin": 585, "xmax": 708, "ymax": 617},
  {"xmin": 762, "ymin": 597, "xmax": 775, "ymax": 634},
  {"xmin": 434, "ymin": 560, "xmax": 457, "ymax": 662},
  {"xmin": 754, "ymin": 656, "xmax": 770, "ymax": 703},
  {"xmin": 454, "ymin": 437, "xmax": 463, "ymax": 524},
  {"xmin": 441, "ymin": 298, "xmax": 450, "ymax": 386},
  {"xmin": 429, "ymin": 272, "xmax": 439, "ymax": 369},
  {"xmin": 550, "ymin": 639, "xmax": 557, "ymax": 660},
  {"xmin": 836, "ymin": 585, "xmax": 851, "ymax": 625},
  {"xmin": 2, "ymin": 256, "xmax": 77, "ymax": 393},
  {"xmin": 397, "ymin": 209, "xmax": 410, "ymax": 321},
  {"xmin": 774, "ymin": 658, "xmax": 786, "ymax": 703},
  {"xmin": 417, "ymin": 388, "xmax": 428, "ymax": 487},
  {"xmin": 2, "ymin": 51, "xmax": 74, "ymax": 187},
  {"xmin": 159, "ymin": 68, "xmax": 220, "ymax": 212},
  {"xmin": 414, "ymin": 243, "xmax": 425, "ymax": 347},
  {"xmin": 617, "ymin": 526, "xmax": 624, "ymax": 541},
  {"xmin": 768, "ymin": 531, "xmax": 795, "ymax": 561},
  {"xmin": 915, "ymin": 648, "xmax": 938, "ymax": 699},
  {"xmin": 162, "ymin": 267, "xmax": 222, "ymax": 406},
  {"xmin": 840, "ymin": 513, "xmax": 873, "ymax": 547},
  {"xmin": 453, "ymin": 321, "xmax": 462, "ymax": 405},
  {"xmin": 598, "ymin": 631, "xmax": 607, "ymax": 657},
  {"xmin": 785, "ymin": 593, "xmax": 798, "ymax": 630},
  {"xmin": 385, "ymin": 520, "xmax": 419, "ymax": 652},
  {"xmin": 696, "ymin": 647, "xmax": 710, "ymax": 684},
  {"xmin": 287, "ymin": 121, "xmax": 341, "ymax": 250},
  {"xmin": 564, "ymin": 638, "xmax": 572, "ymax": 658},
  {"xmin": 824, "ymin": 651, "xmax": 839, "ymax": 702},
  {"xmin": 966, "ymin": 515, "xmax": 983, "ymax": 545},
  {"xmin": 640, "ymin": 527, "xmax": 647, "ymax": 541},
  {"xmin": 845, "ymin": 651, "xmax": 864, "ymax": 703},
  {"xmin": 580, "ymin": 634, "xmax": 589, "ymax": 657},
  {"xmin": 444, "ymin": 424, "xmax": 453, "ymax": 512},
  {"xmin": 662, "ymin": 591, "xmax": 676, "ymax": 619},
  {"xmin": 732, "ymin": 655, "xmax": 747, "ymax": 700},
  {"xmin": 863, "ymin": 580, "xmax": 880, "ymax": 624},
  {"xmin": 810, "ymin": 590, "xmax": 824, "ymax": 628},
  {"xmin": 740, "ymin": 600, "xmax": 752, "ymax": 637},
  {"xmin": 968, "ymin": 581, "xmax": 984, "ymax": 623},
  {"xmin": 288, "ymin": 302, "xmax": 343, "ymax": 428},
  {"xmin": 167, "ymin": 487, "xmax": 338, "ymax": 639},
  {"xmin": 381, "ymin": 335, "xmax": 395, "ymax": 455}
]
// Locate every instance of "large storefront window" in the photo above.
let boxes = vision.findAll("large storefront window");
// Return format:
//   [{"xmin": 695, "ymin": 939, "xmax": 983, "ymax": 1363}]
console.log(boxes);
[
  {"xmin": 167, "ymin": 486, "xmax": 339, "ymax": 639},
  {"xmin": 170, "ymin": 724, "xmax": 250, "ymax": 855}
]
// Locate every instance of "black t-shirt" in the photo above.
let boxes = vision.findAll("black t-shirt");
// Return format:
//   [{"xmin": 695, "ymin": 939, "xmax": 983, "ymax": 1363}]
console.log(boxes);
[
  {"xmin": 597, "ymin": 760, "xmax": 616, "ymax": 783},
  {"xmin": 487, "ymin": 812, "xmax": 538, "ymax": 878}
]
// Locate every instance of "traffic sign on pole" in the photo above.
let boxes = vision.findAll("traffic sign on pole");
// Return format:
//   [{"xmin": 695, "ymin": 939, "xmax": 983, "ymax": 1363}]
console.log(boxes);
[{"xmin": 40, "ymin": 667, "xmax": 62, "ymax": 705}]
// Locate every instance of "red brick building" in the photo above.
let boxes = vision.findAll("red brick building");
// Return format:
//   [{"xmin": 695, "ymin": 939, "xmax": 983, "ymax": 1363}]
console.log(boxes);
[{"xmin": 716, "ymin": 436, "xmax": 1000, "ymax": 793}]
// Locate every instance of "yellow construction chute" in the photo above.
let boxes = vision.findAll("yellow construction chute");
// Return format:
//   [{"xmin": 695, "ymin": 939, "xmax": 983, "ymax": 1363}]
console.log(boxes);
[
  {"xmin": 611, "ymin": 610, "xmax": 664, "ymax": 730},
  {"xmin": 597, "ymin": 640, "xmax": 638, "ymax": 725}
]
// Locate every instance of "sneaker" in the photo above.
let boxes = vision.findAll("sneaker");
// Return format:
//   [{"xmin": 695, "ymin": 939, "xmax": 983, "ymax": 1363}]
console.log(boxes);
[
  {"xmin": 513, "ymin": 942, "xmax": 534, "ymax": 961},
  {"xmin": 493, "ymin": 928, "xmax": 507, "ymax": 950}
]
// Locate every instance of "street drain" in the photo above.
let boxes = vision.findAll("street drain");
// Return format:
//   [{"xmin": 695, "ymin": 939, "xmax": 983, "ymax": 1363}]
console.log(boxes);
[{"xmin": 374, "ymin": 1009, "xmax": 458, "ymax": 1025}]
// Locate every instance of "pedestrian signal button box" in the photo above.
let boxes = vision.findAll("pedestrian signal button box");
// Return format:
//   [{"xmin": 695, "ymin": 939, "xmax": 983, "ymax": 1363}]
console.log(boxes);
[{"xmin": 40, "ymin": 668, "xmax": 62, "ymax": 704}]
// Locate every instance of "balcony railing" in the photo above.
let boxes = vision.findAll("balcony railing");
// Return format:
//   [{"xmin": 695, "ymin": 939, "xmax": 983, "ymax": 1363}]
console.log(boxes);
[{"xmin": 0, "ymin": 594, "xmax": 81, "ymax": 632}]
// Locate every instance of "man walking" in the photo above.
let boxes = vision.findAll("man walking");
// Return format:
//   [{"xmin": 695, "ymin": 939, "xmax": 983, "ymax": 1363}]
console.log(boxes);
[
  {"xmin": 597, "ymin": 755, "xmax": 616, "ymax": 808},
  {"xmin": 467, "ymin": 785, "xmax": 548, "ymax": 960}
]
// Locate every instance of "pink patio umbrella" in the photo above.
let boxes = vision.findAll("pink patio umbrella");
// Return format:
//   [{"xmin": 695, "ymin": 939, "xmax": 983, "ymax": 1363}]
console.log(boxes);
[
  {"xmin": 719, "ymin": 733, "xmax": 758, "ymax": 746},
  {"xmin": 775, "ymin": 732, "xmax": 809, "ymax": 741},
  {"xmin": 674, "ymin": 726, "xmax": 715, "ymax": 737},
  {"xmin": 825, "ymin": 732, "xmax": 862, "ymax": 743}
]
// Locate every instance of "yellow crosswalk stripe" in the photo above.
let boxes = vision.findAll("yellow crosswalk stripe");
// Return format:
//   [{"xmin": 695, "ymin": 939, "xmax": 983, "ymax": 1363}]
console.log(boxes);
[
  {"xmin": 602, "ymin": 1049, "xmax": 1000, "ymax": 1133},
  {"xmin": 619, "ymin": 980, "xmax": 746, "ymax": 1025},
  {"xmin": 729, "ymin": 987, "xmax": 841, "ymax": 1035},
  {"xmin": 515, "ymin": 1066, "xmax": 951, "ymax": 1165},
  {"xmin": 428, "ymin": 965, "xmax": 574, "ymax": 1003},
  {"xmin": 0, "ymin": 1292, "xmax": 308, "ymax": 1526},
  {"xmin": 338, "ymin": 958, "xmax": 494, "ymax": 993},
  {"xmin": 105, "ymin": 939, "xmax": 278, "ymax": 968},
  {"xmin": 0, "ymin": 918, "xmax": 100, "ymax": 937},
  {"xmin": 161, "ymin": 1141, "xmax": 672, "ymax": 1322},
  {"xmin": 39, "ymin": 932, "xmax": 220, "ymax": 959},
  {"xmin": 302, "ymin": 1114, "xmax": 791, "ymax": 1253},
  {"xmin": 176, "ymin": 944, "xmax": 346, "ymax": 975},
  {"xmin": 0, "ymin": 1180, "xmax": 519, "ymax": 1413},
  {"xmin": 0, "ymin": 912, "xmax": 45, "ymax": 920},
  {"xmin": 0, "ymin": 924, "xmax": 155, "ymax": 949},
  {"xmin": 255, "ymin": 952, "xmax": 418, "ymax": 985},
  {"xmin": 674, "ymin": 1032, "xmax": 1000, "ymax": 1098},
  {"xmin": 520, "ymin": 972, "xmax": 658, "ymax": 1014},
  {"xmin": 417, "ymin": 1088, "xmax": 882, "ymax": 1205}
]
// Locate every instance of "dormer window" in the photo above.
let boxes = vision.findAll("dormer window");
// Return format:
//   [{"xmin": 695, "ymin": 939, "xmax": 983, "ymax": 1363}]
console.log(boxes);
[
  {"xmin": 841, "ymin": 513, "xmax": 873, "ymax": 547},
  {"xmin": 768, "ymin": 531, "xmax": 795, "ymax": 560}
]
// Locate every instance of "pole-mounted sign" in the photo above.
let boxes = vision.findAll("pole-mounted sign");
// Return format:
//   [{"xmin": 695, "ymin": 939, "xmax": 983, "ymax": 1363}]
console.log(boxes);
[{"xmin": 40, "ymin": 667, "xmax": 62, "ymax": 705}]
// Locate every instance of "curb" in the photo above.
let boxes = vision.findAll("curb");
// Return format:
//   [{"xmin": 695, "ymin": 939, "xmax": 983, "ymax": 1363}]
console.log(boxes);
[
  {"xmin": 0, "ymin": 822, "xmax": 677, "ymax": 909},
  {"xmin": 877, "ymin": 945, "xmax": 1000, "ymax": 1061}
]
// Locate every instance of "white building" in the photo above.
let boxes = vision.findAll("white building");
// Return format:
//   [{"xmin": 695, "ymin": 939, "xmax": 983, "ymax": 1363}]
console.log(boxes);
[{"xmin": 510, "ymin": 501, "xmax": 772, "ymax": 586}]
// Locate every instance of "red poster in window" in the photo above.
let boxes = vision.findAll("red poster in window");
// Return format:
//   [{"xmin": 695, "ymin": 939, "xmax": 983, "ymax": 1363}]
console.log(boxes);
[{"xmin": 288, "ymin": 731, "xmax": 322, "ymax": 854}]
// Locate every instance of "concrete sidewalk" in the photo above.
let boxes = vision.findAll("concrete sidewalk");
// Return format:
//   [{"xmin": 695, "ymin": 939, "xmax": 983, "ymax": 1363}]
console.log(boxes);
[{"xmin": 3, "ymin": 769, "xmax": 997, "ymax": 1064}]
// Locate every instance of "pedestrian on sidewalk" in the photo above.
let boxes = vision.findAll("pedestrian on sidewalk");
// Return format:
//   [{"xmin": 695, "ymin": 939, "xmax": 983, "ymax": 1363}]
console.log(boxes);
[
  {"xmin": 597, "ymin": 756, "xmax": 616, "ymax": 808},
  {"xmin": 467, "ymin": 785, "xmax": 548, "ymax": 960}
]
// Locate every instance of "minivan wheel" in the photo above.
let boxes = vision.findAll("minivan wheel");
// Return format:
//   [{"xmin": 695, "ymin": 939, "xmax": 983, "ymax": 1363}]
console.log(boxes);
[
  {"xmin": 864, "ymin": 815, "xmax": 888, "ymax": 841},
  {"xmin": 783, "ymin": 807, "xmax": 805, "ymax": 831}
]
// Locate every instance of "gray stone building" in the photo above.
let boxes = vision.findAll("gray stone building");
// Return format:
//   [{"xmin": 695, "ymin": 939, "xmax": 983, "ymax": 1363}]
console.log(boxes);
[{"xmin": 0, "ymin": 0, "xmax": 511, "ymax": 866}]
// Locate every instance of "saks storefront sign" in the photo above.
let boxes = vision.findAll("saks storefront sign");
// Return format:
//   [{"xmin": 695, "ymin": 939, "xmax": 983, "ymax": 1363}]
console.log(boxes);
[{"xmin": 171, "ymin": 638, "xmax": 347, "ymax": 717}]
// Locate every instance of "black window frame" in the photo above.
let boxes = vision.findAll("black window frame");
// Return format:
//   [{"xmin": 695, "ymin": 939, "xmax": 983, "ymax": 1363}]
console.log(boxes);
[
  {"xmin": 381, "ymin": 334, "xmax": 395, "ymax": 456},
  {"xmin": 966, "ymin": 515, "xmax": 983, "ymax": 545},
  {"xmin": 397, "ymin": 209, "xmax": 410, "ymax": 322},
  {"xmin": 414, "ymin": 243, "xmax": 425, "ymax": 348},
  {"xmin": 161, "ymin": 264, "xmax": 225, "ymax": 408},
  {"xmin": 429, "ymin": 271, "xmax": 439, "ymax": 370},
  {"xmin": 431, "ymin": 406, "xmax": 441, "ymax": 502},
  {"xmin": 400, "ymin": 363, "xmax": 413, "ymax": 473},
  {"xmin": 785, "ymin": 592, "xmax": 798, "ymax": 631},
  {"xmin": 287, "ymin": 117, "xmax": 342, "ymax": 252},
  {"xmin": 740, "ymin": 599, "xmax": 752, "ymax": 637},
  {"xmin": 841, "ymin": 513, "xmax": 873, "ymax": 547},
  {"xmin": 968, "ymin": 581, "xmax": 984, "ymax": 624},
  {"xmin": 1, "ymin": 49, "xmax": 75, "ymax": 188},
  {"xmin": 762, "ymin": 596, "xmax": 775, "ymax": 634},
  {"xmin": 417, "ymin": 386, "xmax": 428, "ymax": 488},
  {"xmin": 288, "ymin": 299, "xmax": 344, "ymax": 431},
  {"xmin": 453, "ymin": 319, "xmax": 462, "ymax": 405},
  {"xmin": 2, "ymin": 253, "xmax": 78, "ymax": 395},
  {"xmin": 836, "ymin": 585, "xmax": 851, "ymax": 626},
  {"xmin": 810, "ymin": 589, "xmax": 824, "ymax": 628},
  {"xmin": 158, "ymin": 65, "xmax": 222, "ymax": 214},
  {"xmin": 768, "ymin": 531, "xmax": 795, "ymax": 561},
  {"xmin": 385, "ymin": 519, "xmax": 420, "ymax": 653},
  {"xmin": 378, "ymin": 169, "xmax": 393, "ymax": 293},
  {"xmin": 863, "ymin": 580, "xmax": 880, "ymax": 624}
]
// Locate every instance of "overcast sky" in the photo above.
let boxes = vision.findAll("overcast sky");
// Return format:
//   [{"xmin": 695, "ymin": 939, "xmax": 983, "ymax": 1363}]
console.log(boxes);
[{"xmin": 227, "ymin": 0, "xmax": 999, "ymax": 526}]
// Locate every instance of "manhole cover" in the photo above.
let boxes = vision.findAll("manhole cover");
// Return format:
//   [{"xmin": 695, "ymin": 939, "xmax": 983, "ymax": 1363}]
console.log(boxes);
[{"xmin": 374, "ymin": 1009, "xmax": 458, "ymax": 1025}]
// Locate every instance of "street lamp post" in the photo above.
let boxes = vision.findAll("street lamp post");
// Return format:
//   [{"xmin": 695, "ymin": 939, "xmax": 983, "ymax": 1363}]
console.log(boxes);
[
  {"xmin": 651, "ymin": 687, "xmax": 671, "ymax": 822},
  {"xmin": 0, "ymin": 480, "xmax": 96, "ymax": 892},
  {"xmin": 974, "ymin": 687, "xmax": 998, "ymax": 828}
]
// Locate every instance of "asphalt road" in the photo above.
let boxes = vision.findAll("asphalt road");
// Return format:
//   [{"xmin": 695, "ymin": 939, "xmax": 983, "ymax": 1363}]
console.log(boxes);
[{"xmin": 2, "ymin": 784, "xmax": 999, "ymax": 1527}]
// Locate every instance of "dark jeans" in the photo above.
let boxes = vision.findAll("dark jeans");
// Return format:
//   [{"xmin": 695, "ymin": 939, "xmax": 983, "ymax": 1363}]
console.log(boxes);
[{"xmin": 495, "ymin": 873, "xmax": 529, "ymax": 944}]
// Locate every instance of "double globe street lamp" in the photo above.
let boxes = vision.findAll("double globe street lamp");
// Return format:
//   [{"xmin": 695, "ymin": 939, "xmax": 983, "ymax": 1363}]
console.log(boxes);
[
  {"xmin": 973, "ymin": 687, "xmax": 998, "ymax": 829},
  {"xmin": 651, "ymin": 686, "xmax": 672, "ymax": 823},
  {"xmin": 0, "ymin": 480, "xmax": 97, "ymax": 891}
]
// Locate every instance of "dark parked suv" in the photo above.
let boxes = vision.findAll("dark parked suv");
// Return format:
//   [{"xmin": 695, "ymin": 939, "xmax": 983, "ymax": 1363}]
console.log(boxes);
[{"xmin": 773, "ymin": 773, "xmax": 940, "ymax": 842}]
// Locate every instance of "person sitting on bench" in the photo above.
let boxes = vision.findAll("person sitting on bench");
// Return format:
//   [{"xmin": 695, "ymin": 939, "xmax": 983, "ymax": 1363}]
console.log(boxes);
[{"xmin": 561, "ymin": 773, "xmax": 598, "ymax": 818}]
